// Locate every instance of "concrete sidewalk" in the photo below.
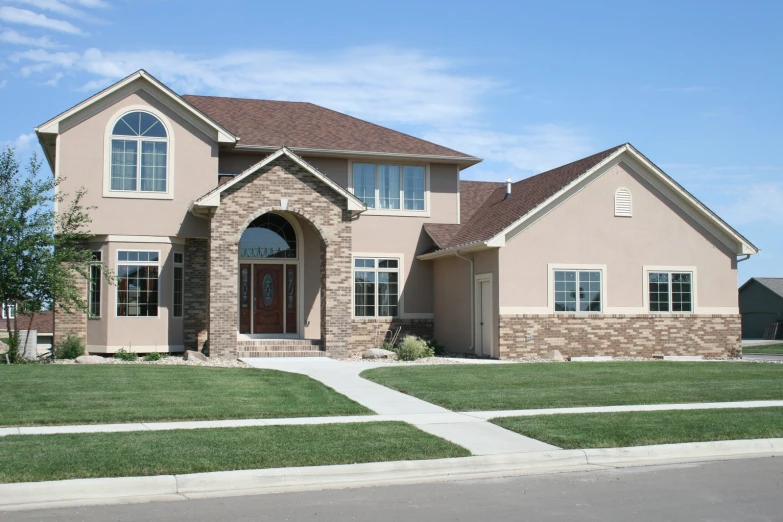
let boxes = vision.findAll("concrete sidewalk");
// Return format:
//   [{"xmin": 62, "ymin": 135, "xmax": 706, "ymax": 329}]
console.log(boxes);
[{"xmin": 242, "ymin": 357, "xmax": 557, "ymax": 455}]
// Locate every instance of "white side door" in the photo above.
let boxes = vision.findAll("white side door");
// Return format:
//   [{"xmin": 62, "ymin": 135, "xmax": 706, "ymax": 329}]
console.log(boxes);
[{"xmin": 475, "ymin": 274, "xmax": 493, "ymax": 357}]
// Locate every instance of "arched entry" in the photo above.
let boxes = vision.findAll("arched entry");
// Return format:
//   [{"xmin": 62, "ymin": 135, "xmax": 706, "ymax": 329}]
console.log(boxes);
[{"xmin": 238, "ymin": 212, "xmax": 302, "ymax": 336}]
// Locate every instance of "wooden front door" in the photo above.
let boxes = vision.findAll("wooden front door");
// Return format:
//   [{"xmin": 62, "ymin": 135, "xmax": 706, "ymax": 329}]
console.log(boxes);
[{"xmin": 254, "ymin": 264, "xmax": 284, "ymax": 334}]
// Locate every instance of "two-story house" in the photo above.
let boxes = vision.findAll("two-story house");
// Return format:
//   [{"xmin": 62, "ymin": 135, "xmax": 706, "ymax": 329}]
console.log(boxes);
[{"xmin": 35, "ymin": 70, "xmax": 758, "ymax": 359}]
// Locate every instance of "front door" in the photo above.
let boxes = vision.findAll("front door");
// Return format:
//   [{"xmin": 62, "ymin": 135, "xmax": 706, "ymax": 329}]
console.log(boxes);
[{"xmin": 254, "ymin": 264, "xmax": 284, "ymax": 334}]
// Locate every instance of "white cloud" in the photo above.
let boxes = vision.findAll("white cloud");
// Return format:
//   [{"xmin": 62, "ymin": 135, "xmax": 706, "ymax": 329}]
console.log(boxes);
[
  {"xmin": 0, "ymin": 28, "xmax": 61, "ymax": 48},
  {"xmin": 0, "ymin": 80, "xmax": 7, "ymax": 88},
  {"xmin": 0, "ymin": 6, "xmax": 84, "ymax": 35},
  {"xmin": 8, "ymin": 0, "xmax": 84, "ymax": 18},
  {"xmin": 64, "ymin": 0, "xmax": 109, "ymax": 7},
  {"xmin": 425, "ymin": 124, "xmax": 596, "ymax": 178},
  {"xmin": 718, "ymin": 181, "xmax": 783, "ymax": 227},
  {"xmin": 6, "ymin": 132, "xmax": 36, "ymax": 154}
]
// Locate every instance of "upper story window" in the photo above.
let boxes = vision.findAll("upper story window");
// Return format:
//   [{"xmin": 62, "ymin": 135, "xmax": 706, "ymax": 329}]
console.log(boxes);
[
  {"xmin": 1, "ymin": 302, "xmax": 15, "ymax": 319},
  {"xmin": 110, "ymin": 111, "xmax": 168, "ymax": 193},
  {"xmin": 352, "ymin": 163, "xmax": 426, "ymax": 212},
  {"xmin": 240, "ymin": 213, "xmax": 297, "ymax": 259}
]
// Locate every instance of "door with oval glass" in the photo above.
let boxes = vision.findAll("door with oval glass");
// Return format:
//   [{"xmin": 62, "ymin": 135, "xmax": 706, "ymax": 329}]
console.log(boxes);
[{"xmin": 254, "ymin": 264, "xmax": 283, "ymax": 333}]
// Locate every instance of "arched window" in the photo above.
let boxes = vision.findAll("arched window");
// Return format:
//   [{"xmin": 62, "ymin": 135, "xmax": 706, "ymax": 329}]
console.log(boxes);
[
  {"xmin": 240, "ymin": 213, "xmax": 297, "ymax": 259},
  {"xmin": 614, "ymin": 187, "xmax": 632, "ymax": 217},
  {"xmin": 110, "ymin": 111, "xmax": 168, "ymax": 193}
]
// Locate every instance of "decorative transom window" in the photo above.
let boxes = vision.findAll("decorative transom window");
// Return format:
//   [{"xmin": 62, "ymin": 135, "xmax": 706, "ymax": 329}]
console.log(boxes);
[
  {"xmin": 240, "ymin": 213, "xmax": 297, "ymax": 259},
  {"xmin": 649, "ymin": 271, "xmax": 693, "ymax": 312},
  {"xmin": 110, "ymin": 111, "xmax": 168, "ymax": 193},
  {"xmin": 117, "ymin": 251, "xmax": 159, "ymax": 317},
  {"xmin": 615, "ymin": 187, "xmax": 632, "ymax": 217},
  {"xmin": 352, "ymin": 163, "xmax": 426, "ymax": 211},
  {"xmin": 354, "ymin": 258, "xmax": 399, "ymax": 317},
  {"xmin": 554, "ymin": 270, "xmax": 602, "ymax": 312},
  {"xmin": 89, "ymin": 251, "xmax": 102, "ymax": 318}
]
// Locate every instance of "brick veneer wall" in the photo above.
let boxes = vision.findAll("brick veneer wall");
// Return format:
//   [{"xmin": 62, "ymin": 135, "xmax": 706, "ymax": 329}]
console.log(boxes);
[
  {"xmin": 54, "ymin": 268, "xmax": 88, "ymax": 346},
  {"xmin": 207, "ymin": 156, "xmax": 352, "ymax": 358},
  {"xmin": 498, "ymin": 314, "xmax": 742, "ymax": 359},
  {"xmin": 350, "ymin": 319, "xmax": 434, "ymax": 353},
  {"xmin": 184, "ymin": 238, "xmax": 209, "ymax": 352}
]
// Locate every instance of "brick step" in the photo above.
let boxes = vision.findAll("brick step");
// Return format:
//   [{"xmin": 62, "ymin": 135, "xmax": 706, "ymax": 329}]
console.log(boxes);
[
  {"xmin": 238, "ymin": 350, "xmax": 330, "ymax": 358},
  {"xmin": 237, "ymin": 339, "xmax": 322, "ymax": 348}
]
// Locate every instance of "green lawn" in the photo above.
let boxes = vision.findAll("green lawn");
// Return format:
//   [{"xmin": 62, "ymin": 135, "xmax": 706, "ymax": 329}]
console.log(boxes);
[
  {"xmin": 0, "ymin": 421, "xmax": 470, "ymax": 483},
  {"xmin": 743, "ymin": 343, "xmax": 783, "ymax": 355},
  {"xmin": 0, "ymin": 365, "xmax": 370, "ymax": 426},
  {"xmin": 361, "ymin": 362, "xmax": 783, "ymax": 411},
  {"xmin": 492, "ymin": 407, "xmax": 783, "ymax": 449}
]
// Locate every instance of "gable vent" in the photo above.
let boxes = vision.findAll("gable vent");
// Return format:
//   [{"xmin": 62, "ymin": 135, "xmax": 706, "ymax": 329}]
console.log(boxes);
[{"xmin": 614, "ymin": 187, "xmax": 632, "ymax": 217}]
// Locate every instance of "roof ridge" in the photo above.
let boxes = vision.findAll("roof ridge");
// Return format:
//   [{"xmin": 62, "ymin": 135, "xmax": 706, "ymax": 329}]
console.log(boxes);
[{"xmin": 182, "ymin": 94, "xmax": 311, "ymax": 105}]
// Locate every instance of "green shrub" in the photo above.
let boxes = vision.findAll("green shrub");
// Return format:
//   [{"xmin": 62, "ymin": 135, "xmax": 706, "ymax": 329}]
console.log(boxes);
[
  {"xmin": 394, "ymin": 335, "xmax": 434, "ymax": 361},
  {"xmin": 114, "ymin": 348, "xmax": 138, "ymax": 361},
  {"xmin": 143, "ymin": 352, "xmax": 163, "ymax": 362},
  {"xmin": 427, "ymin": 339, "xmax": 445, "ymax": 356},
  {"xmin": 3, "ymin": 331, "xmax": 22, "ymax": 363},
  {"xmin": 54, "ymin": 333, "xmax": 85, "ymax": 360}
]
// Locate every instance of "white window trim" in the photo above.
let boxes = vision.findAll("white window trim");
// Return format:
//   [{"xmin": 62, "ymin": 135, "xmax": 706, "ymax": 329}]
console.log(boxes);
[
  {"xmin": 103, "ymin": 105, "xmax": 175, "ymax": 200},
  {"xmin": 172, "ymin": 251, "xmax": 184, "ymax": 319},
  {"xmin": 115, "ymin": 249, "xmax": 162, "ymax": 319},
  {"xmin": 1, "ymin": 302, "xmax": 15, "ymax": 319},
  {"xmin": 642, "ymin": 265, "xmax": 697, "ymax": 314},
  {"xmin": 88, "ymin": 250, "xmax": 102, "ymax": 319},
  {"xmin": 347, "ymin": 161, "xmax": 431, "ymax": 217},
  {"xmin": 547, "ymin": 263, "xmax": 607, "ymax": 314},
  {"xmin": 351, "ymin": 252, "xmax": 405, "ymax": 319}
]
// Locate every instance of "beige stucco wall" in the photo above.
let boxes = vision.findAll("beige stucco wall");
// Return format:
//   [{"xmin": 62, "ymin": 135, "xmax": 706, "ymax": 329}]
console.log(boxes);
[
  {"xmin": 498, "ymin": 161, "xmax": 738, "ymax": 311},
  {"xmin": 433, "ymin": 256, "xmax": 472, "ymax": 352},
  {"xmin": 58, "ymin": 88, "xmax": 218, "ymax": 238},
  {"xmin": 86, "ymin": 241, "xmax": 184, "ymax": 352}
]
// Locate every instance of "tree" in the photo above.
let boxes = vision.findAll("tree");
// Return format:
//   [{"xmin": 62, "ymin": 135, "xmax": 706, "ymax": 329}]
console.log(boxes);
[{"xmin": 0, "ymin": 146, "xmax": 111, "ymax": 361}]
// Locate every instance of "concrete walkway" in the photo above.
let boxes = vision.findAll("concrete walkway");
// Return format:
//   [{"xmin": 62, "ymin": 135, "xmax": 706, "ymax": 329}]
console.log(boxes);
[{"xmin": 241, "ymin": 357, "xmax": 556, "ymax": 455}]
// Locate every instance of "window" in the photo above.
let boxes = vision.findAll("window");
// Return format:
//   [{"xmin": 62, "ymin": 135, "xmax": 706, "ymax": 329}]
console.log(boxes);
[
  {"xmin": 110, "ymin": 111, "xmax": 168, "ymax": 193},
  {"xmin": 1, "ymin": 302, "xmax": 15, "ymax": 319},
  {"xmin": 117, "ymin": 251, "xmax": 159, "ymax": 317},
  {"xmin": 89, "ymin": 251, "xmax": 102, "ymax": 318},
  {"xmin": 173, "ymin": 252, "xmax": 184, "ymax": 318},
  {"xmin": 352, "ymin": 163, "xmax": 426, "ymax": 211},
  {"xmin": 649, "ymin": 271, "xmax": 693, "ymax": 312},
  {"xmin": 354, "ymin": 258, "xmax": 399, "ymax": 317},
  {"xmin": 554, "ymin": 270, "xmax": 602, "ymax": 312},
  {"xmin": 239, "ymin": 213, "xmax": 297, "ymax": 259},
  {"xmin": 615, "ymin": 187, "xmax": 632, "ymax": 217}
]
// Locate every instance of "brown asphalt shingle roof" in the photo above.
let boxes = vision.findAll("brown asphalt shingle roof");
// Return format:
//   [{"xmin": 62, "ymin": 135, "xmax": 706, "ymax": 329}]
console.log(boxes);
[
  {"xmin": 1, "ymin": 311, "xmax": 54, "ymax": 334},
  {"xmin": 426, "ymin": 145, "xmax": 624, "ymax": 250},
  {"xmin": 182, "ymin": 95, "xmax": 474, "ymax": 158},
  {"xmin": 459, "ymin": 181, "xmax": 506, "ymax": 223}
]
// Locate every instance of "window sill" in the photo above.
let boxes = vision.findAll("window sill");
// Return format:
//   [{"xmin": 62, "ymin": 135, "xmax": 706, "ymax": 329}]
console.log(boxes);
[
  {"xmin": 360, "ymin": 209, "xmax": 430, "ymax": 218},
  {"xmin": 102, "ymin": 190, "xmax": 173, "ymax": 200},
  {"xmin": 352, "ymin": 316, "xmax": 399, "ymax": 321}
]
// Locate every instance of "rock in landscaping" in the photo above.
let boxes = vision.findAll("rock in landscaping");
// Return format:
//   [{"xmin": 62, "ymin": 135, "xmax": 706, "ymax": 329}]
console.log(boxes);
[
  {"xmin": 362, "ymin": 348, "xmax": 397, "ymax": 360},
  {"xmin": 183, "ymin": 350, "xmax": 208, "ymax": 361},
  {"xmin": 75, "ymin": 355, "xmax": 106, "ymax": 364},
  {"xmin": 545, "ymin": 349, "xmax": 565, "ymax": 362}
]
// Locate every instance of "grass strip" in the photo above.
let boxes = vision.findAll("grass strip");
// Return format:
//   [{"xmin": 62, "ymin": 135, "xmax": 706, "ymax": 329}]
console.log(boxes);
[
  {"xmin": 0, "ymin": 421, "xmax": 470, "ymax": 483},
  {"xmin": 361, "ymin": 362, "xmax": 783, "ymax": 411},
  {"xmin": 743, "ymin": 344, "xmax": 783, "ymax": 355},
  {"xmin": 492, "ymin": 407, "xmax": 783, "ymax": 449},
  {"xmin": 0, "ymin": 365, "xmax": 370, "ymax": 426}
]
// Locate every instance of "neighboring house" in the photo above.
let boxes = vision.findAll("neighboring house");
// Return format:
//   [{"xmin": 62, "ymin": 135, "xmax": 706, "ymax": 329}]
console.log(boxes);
[
  {"xmin": 1, "ymin": 307, "xmax": 55, "ymax": 355},
  {"xmin": 739, "ymin": 278, "xmax": 783, "ymax": 339},
  {"xmin": 35, "ymin": 70, "xmax": 758, "ymax": 359}
]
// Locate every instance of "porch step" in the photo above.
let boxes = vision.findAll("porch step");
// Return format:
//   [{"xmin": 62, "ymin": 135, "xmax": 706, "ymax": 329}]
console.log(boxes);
[{"xmin": 237, "ymin": 339, "xmax": 327, "ymax": 358}]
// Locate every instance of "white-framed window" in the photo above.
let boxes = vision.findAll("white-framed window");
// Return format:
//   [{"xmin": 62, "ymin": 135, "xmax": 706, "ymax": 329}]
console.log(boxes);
[
  {"xmin": 553, "ymin": 270, "xmax": 603, "ymax": 312},
  {"xmin": 648, "ymin": 271, "xmax": 693, "ymax": 312},
  {"xmin": 1, "ymin": 302, "xmax": 15, "ymax": 319},
  {"xmin": 89, "ymin": 251, "xmax": 102, "ymax": 318},
  {"xmin": 173, "ymin": 252, "xmax": 184, "ymax": 318},
  {"xmin": 353, "ymin": 257, "xmax": 400, "ymax": 317},
  {"xmin": 110, "ymin": 111, "xmax": 168, "ymax": 193},
  {"xmin": 116, "ymin": 250, "xmax": 160, "ymax": 317},
  {"xmin": 351, "ymin": 163, "xmax": 426, "ymax": 212}
]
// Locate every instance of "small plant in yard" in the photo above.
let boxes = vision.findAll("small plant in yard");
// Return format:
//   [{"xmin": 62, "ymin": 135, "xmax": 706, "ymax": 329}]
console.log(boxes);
[
  {"xmin": 114, "ymin": 348, "xmax": 138, "ymax": 361},
  {"xmin": 54, "ymin": 333, "xmax": 85, "ymax": 360},
  {"xmin": 426, "ymin": 338, "xmax": 445, "ymax": 356},
  {"xmin": 143, "ymin": 352, "xmax": 163, "ymax": 362},
  {"xmin": 394, "ymin": 335, "xmax": 434, "ymax": 361}
]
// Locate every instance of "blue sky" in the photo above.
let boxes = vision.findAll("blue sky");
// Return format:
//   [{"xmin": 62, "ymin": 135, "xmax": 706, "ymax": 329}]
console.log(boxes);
[{"xmin": 1, "ymin": 0, "xmax": 781, "ymax": 284}]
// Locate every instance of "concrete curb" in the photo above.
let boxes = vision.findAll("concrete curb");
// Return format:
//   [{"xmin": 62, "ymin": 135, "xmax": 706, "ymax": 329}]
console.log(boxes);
[{"xmin": 1, "ymin": 438, "xmax": 781, "ymax": 511}]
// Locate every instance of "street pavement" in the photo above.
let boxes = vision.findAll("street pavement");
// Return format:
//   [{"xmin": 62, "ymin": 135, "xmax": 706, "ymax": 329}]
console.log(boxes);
[{"xmin": 4, "ymin": 457, "xmax": 781, "ymax": 521}]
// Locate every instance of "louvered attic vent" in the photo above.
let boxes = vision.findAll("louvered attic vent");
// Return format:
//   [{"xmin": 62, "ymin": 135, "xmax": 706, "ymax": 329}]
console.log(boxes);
[{"xmin": 614, "ymin": 187, "xmax": 632, "ymax": 217}]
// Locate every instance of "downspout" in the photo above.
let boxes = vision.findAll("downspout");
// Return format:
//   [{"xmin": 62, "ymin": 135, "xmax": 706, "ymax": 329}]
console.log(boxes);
[
  {"xmin": 736, "ymin": 254, "xmax": 751, "ymax": 264},
  {"xmin": 455, "ymin": 251, "xmax": 475, "ymax": 354}
]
